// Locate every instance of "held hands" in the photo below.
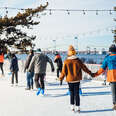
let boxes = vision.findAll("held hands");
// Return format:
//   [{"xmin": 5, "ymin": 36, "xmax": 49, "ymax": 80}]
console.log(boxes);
[{"xmin": 90, "ymin": 72, "xmax": 96, "ymax": 78}]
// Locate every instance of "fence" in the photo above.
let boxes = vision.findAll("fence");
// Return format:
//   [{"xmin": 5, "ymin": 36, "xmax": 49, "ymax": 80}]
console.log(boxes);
[{"xmin": 3, "ymin": 60, "xmax": 105, "ymax": 81}]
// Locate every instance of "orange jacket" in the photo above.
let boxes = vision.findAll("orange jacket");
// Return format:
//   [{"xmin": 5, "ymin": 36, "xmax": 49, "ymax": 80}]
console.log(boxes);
[
  {"xmin": 59, "ymin": 56, "xmax": 92, "ymax": 82},
  {"xmin": 0, "ymin": 53, "xmax": 4, "ymax": 63}
]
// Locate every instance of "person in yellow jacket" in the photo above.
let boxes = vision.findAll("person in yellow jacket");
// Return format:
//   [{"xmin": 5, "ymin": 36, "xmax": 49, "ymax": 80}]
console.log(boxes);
[
  {"xmin": 0, "ymin": 47, "xmax": 4, "ymax": 75},
  {"xmin": 59, "ymin": 45, "xmax": 93, "ymax": 112}
]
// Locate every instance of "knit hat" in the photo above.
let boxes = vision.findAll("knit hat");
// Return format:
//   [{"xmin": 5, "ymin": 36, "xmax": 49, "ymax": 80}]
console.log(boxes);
[
  {"xmin": 68, "ymin": 45, "xmax": 76, "ymax": 56},
  {"xmin": 109, "ymin": 44, "xmax": 116, "ymax": 53},
  {"xmin": 36, "ymin": 48, "xmax": 41, "ymax": 53},
  {"xmin": 55, "ymin": 51, "xmax": 59, "ymax": 55}
]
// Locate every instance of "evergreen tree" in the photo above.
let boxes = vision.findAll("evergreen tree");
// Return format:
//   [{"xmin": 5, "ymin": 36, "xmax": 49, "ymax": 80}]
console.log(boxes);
[{"xmin": 0, "ymin": 2, "xmax": 48, "ymax": 52}]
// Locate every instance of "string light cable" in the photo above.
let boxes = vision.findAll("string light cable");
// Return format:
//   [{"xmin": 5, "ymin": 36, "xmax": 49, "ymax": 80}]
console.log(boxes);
[{"xmin": 0, "ymin": 7, "xmax": 115, "ymax": 16}]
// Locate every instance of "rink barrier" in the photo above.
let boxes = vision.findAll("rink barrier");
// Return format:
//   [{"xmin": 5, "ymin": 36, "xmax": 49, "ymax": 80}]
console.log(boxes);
[{"xmin": 3, "ymin": 60, "xmax": 105, "ymax": 81}]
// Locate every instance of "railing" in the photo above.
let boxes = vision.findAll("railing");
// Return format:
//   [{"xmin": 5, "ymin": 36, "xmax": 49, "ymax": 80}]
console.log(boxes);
[{"xmin": 3, "ymin": 60, "xmax": 105, "ymax": 81}]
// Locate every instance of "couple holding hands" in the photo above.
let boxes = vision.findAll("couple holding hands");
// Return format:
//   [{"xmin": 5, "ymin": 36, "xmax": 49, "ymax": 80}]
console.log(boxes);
[{"xmin": 59, "ymin": 44, "xmax": 116, "ymax": 112}]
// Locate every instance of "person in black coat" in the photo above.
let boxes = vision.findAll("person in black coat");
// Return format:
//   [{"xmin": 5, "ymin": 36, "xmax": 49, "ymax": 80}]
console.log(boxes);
[
  {"xmin": 10, "ymin": 53, "xmax": 19, "ymax": 86},
  {"xmin": 54, "ymin": 51, "xmax": 63, "ymax": 85}
]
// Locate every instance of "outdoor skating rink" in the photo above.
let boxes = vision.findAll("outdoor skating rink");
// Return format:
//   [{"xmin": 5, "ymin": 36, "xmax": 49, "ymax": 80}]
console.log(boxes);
[{"xmin": 0, "ymin": 70, "xmax": 116, "ymax": 116}]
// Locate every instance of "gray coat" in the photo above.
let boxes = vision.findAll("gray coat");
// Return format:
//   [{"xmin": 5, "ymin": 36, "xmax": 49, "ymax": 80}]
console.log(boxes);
[{"xmin": 28, "ymin": 53, "xmax": 54, "ymax": 74}]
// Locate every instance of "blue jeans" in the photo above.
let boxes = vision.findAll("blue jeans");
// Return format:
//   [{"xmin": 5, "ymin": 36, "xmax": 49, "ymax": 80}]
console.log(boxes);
[{"xmin": 26, "ymin": 72, "xmax": 34, "ymax": 88}]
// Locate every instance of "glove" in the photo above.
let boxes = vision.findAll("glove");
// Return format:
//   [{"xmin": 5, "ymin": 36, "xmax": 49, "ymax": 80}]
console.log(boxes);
[{"xmin": 52, "ymin": 68, "xmax": 55, "ymax": 72}]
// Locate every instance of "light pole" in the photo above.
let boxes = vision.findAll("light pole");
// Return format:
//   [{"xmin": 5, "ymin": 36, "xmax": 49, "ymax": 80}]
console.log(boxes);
[
  {"xmin": 86, "ymin": 46, "xmax": 90, "ymax": 54},
  {"xmin": 53, "ymin": 40, "xmax": 56, "ymax": 51},
  {"xmin": 74, "ymin": 36, "xmax": 78, "ymax": 53},
  {"xmin": 94, "ymin": 48, "xmax": 97, "ymax": 54}
]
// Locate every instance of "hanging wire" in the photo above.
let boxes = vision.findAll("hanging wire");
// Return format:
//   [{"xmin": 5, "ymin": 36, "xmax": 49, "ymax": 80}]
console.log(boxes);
[
  {"xmin": 0, "ymin": 7, "xmax": 115, "ymax": 18},
  {"xmin": 0, "ymin": 7, "xmax": 115, "ymax": 13}
]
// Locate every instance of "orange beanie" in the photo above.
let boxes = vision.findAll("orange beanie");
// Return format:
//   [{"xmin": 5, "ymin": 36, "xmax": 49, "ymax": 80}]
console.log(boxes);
[{"xmin": 68, "ymin": 45, "xmax": 76, "ymax": 56}]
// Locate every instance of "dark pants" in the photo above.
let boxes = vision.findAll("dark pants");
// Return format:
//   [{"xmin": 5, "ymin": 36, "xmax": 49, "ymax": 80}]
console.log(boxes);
[
  {"xmin": 0, "ymin": 63, "xmax": 4, "ymax": 75},
  {"xmin": 68, "ymin": 82, "xmax": 80, "ymax": 106},
  {"xmin": 11, "ymin": 71, "xmax": 18, "ymax": 84},
  {"xmin": 57, "ymin": 67, "xmax": 62, "ymax": 78},
  {"xmin": 35, "ymin": 73, "xmax": 45, "ymax": 89},
  {"xmin": 26, "ymin": 72, "xmax": 34, "ymax": 88},
  {"xmin": 110, "ymin": 82, "xmax": 116, "ymax": 104}
]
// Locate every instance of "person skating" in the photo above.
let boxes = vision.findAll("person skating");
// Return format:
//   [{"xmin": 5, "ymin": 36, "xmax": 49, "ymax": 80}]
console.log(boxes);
[
  {"xmin": 28, "ymin": 48, "xmax": 55, "ymax": 95},
  {"xmin": 59, "ymin": 45, "xmax": 93, "ymax": 112},
  {"xmin": 92, "ymin": 44, "xmax": 116, "ymax": 110},
  {"xmin": 54, "ymin": 51, "xmax": 63, "ymax": 85},
  {"xmin": 24, "ymin": 49, "xmax": 34, "ymax": 90},
  {"xmin": 0, "ymin": 47, "xmax": 6, "ymax": 76},
  {"xmin": 10, "ymin": 53, "xmax": 19, "ymax": 86}
]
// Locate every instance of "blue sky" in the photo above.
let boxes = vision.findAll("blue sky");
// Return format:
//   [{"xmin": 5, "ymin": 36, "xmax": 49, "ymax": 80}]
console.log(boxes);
[{"xmin": 0, "ymin": 0, "xmax": 116, "ymax": 51}]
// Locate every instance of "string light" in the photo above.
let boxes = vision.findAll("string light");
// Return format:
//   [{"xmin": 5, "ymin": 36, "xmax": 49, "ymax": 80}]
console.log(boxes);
[
  {"xmin": 109, "ymin": 10, "xmax": 112, "ymax": 15},
  {"xmin": 49, "ymin": 9, "xmax": 52, "ymax": 15},
  {"xmin": 5, "ymin": 7, "xmax": 8, "ymax": 17},
  {"xmin": 66, "ymin": 10, "xmax": 70, "ymax": 15},
  {"xmin": 83, "ymin": 10, "xmax": 86, "ymax": 15},
  {"xmin": 0, "ymin": 7, "xmax": 115, "ymax": 16},
  {"xmin": 96, "ymin": 10, "xmax": 98, "ymax": 15}
]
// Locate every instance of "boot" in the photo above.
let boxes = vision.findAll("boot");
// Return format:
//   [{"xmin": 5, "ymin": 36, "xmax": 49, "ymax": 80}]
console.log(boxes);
[
  {"xmin": 25, "ymin": 86, "xmax": 31, "ymax": 90},
  {"xmin": 79, "ymin": 88, "xmax": 82, "ymax": 95},
  {"xmin": 70, "ymin": 105, "xmax": 74, "ymax": 111},
  {"xmin": 66, "ymin": 90, "xmax": 70, "ymax": 95},
  {"xmin": 75, "ymin": 106, "xmax": 80, "ymax": 113},
  {"xmin": 36, "ymin": 88, "xmax": 41, "ymax": 96},
  {"xmin": 31, "ymin": 85, "xmax": 33, "ymax": 89},
  {"xmin": 41, "ymin": 89, "xmax": 44, "ymax": 95}
]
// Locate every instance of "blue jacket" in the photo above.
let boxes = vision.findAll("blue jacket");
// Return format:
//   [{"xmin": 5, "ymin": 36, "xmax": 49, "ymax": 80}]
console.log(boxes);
[{"xmin": 95, "ymin": 53, "xmax": 116, "ymax": 82}]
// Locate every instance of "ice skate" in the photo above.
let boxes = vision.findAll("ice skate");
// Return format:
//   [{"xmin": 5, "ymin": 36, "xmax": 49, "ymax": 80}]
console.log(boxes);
[
  {"xmin": 70, "ymin": 105, "xmax": 74, "ymax": 112},
  {"xmin": 41, "ymin": 89, "xmax": 44, "ymax": 95},
  {"xmin": 75, "ymin": 106, "xmax": 80, "ymax": 113},
  {"xmin": 36, "ymin": 88, "xmax": 41, "ymax": 96}
]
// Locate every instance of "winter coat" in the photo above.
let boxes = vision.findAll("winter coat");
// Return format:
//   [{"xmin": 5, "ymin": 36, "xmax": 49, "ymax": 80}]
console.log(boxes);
[
  {"xmin": 10, "ymin": 56, "xmax": 19, "ymax": 72},
  {"xmin": 0, "ymin": 53, "xmax": 4, "ymax": 63},
  {"xmin": 24, "ymin": 53, "xmax": 34, "ymax": 72},
  {"xmin": 59, "ymin": 55, "xmax": 92, "ymax": 83},
  {"xmin": 95, "ymin": 53, "xmax": 116, "ymax": 82},
  {"xmin": 54, "ymin": 54, "xmax": 62, "ymax": 70},
  {"xmin": 28, "ymin": 53, "xmax": 54, "ymax": 74}
]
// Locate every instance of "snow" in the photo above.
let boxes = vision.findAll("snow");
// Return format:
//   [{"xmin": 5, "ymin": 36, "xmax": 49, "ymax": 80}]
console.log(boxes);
[{"xmin": 0, "ymin": 61, "xmax": 116, "ymax": 116}]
